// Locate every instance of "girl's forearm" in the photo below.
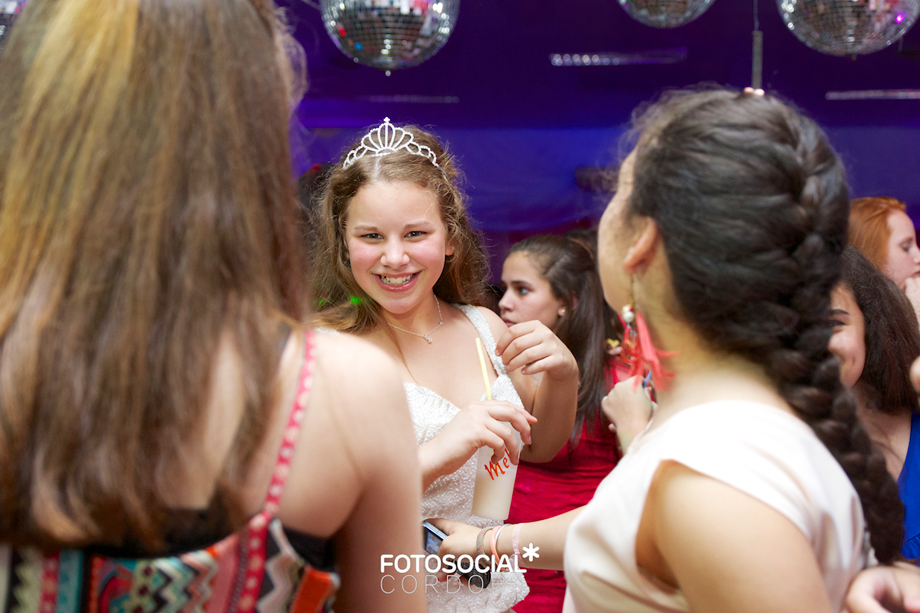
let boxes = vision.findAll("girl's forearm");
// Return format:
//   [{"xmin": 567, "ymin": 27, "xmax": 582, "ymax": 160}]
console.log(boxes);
[
  {"xmin": 524, "ymin": 372, "xmax": 578, "ymax": 462},
  {"xmin": 494, "ymin": 507, "xmax": 583, "ymax": 571}
]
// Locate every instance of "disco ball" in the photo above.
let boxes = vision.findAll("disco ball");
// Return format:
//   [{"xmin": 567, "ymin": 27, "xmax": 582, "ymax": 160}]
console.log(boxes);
[
  {"xmin": 777, "ymin": 0, "xmax": 920, "ymax": 56},
  {"xmin": 320, "ymin": 0, "xmax": 460, "ymax": 74},
  {"xmin": 0, "ymin": 0, "xmax": 27, "ymax": 54},
  {"xmin": 618, "ymin": 0, "xmax": 717, "ymax": 28}
]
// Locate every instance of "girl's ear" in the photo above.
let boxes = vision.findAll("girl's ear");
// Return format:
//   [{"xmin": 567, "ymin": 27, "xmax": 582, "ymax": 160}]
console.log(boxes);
[
  {"xmin": 445, "ymin": 237, "xmax": 455, "ymax": 257},
  {"xmin": 622, "ymin": 216, "xmax": 660, "ymax": 275},
  {"xmin": 569, "ymin": 294, "xmax": 578, "ymax": 313}
]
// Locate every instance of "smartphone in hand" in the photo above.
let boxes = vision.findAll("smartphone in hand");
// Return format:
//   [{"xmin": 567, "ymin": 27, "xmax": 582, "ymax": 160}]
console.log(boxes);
[{"xmin": 422, "ymin": 521, "xmax": 491, "ymax": 589}]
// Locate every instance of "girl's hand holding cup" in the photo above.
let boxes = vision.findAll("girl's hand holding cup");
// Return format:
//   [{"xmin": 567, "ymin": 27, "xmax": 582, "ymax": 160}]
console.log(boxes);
[{"xmin": 422, "ymin": 401, "xmax": 536, "ymax": 482}]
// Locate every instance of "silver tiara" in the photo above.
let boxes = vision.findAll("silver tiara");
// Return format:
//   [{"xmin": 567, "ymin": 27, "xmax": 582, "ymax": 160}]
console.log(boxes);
[{"xmin": 342, "ymin": 118, "xmax": 446, "ymax": 175}]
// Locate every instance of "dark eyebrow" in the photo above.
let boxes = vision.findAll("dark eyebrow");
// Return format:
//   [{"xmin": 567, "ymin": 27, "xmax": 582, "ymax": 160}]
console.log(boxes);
[{"xmin": 829, "ymin": 308, "xmax": 848, "ymax": 316}]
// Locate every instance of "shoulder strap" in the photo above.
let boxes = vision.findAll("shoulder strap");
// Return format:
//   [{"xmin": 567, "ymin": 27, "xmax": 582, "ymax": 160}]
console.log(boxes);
[
  {"xmin": 263, "ymin": 330, "xmax": 316, "ymax": 514},
  {"xmin": 457, "ymin": 305, "xmax": 507, "ymax": 377}
]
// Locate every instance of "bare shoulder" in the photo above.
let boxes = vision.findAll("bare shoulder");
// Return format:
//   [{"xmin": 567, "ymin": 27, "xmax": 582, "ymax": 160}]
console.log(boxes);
[
  {"xmin": 473, "ymin": 305, "xmax": 534, "ymax": 398},
  {"xmin": 312, "ymin": 330, "xmax": 398, "ymax": 379},
  {"xmin": 475, "ymin": 306, "xmax": 509, "ymax": 342},
  {"xmin": 310, "ymin": 331, "xmax": 408, "ymax": 423},
  {"xmin": 312, "ymin": 331, "xmax": 404, "ymax": 392},
  {"xmin": 272, "ymin": 330, "xmax": 417, "ymax": 540}
]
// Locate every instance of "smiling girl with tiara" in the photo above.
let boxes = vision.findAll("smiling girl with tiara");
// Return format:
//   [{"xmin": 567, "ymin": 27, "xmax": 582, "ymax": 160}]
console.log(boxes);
[{"xmin": 312, "ymin": 119, "xmax": 580, "ymax": 612}]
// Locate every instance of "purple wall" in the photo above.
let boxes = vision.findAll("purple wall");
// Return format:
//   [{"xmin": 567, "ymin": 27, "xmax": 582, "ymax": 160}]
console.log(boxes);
[{"xmin": 295, "ymin": 122, "xmax": 920, "ymax": 281}]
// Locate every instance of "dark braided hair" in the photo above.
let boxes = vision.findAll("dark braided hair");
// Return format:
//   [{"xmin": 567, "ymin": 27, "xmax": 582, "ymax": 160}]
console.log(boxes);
[{"xmin": 627, "ymin": 88, "xmax": 904, "ymax": 563}]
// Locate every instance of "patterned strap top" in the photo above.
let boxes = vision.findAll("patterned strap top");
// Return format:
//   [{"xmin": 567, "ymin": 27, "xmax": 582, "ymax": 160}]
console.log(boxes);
[{"xmin": 0, "ymin": 331, "xmax": 339, "ymax": 613}]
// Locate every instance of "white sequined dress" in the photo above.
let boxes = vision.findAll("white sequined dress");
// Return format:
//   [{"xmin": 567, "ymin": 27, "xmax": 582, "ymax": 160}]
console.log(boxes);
[
  {"xmin": 316, "ymin": 306, "xmax": 530, "ymax": 611},
  {"xmin": 409, "ymin": 305, "xmax": 529, "ymax": 612}
]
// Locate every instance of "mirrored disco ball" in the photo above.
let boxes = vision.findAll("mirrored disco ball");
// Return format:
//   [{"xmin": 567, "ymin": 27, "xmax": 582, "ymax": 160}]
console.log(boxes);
[
  {"xmin": 320, "ymin": 0, "xmax": 460, "ymax": 74},
  {"xmin": 618, "ymin": 0, "xmax": 717, "ymax": 28},
  {"xmin": 0, "ymin": 0, "xmax": 27, "ymax": 54},
  {"xmin": 777, "ymin": 0, "xmax": 920, "ymax": 56}
]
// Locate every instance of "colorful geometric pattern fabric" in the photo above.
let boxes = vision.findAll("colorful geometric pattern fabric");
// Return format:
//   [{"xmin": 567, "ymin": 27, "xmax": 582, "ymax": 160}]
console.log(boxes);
[{"xmin": 0, "ymin": 332, "xmax": 338, "ymax": 613}]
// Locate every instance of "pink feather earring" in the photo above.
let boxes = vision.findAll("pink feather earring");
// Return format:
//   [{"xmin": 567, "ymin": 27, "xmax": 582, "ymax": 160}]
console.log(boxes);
[{"xmin": 619, "ymin": 297, "xmax": 676, "ymax": 391}]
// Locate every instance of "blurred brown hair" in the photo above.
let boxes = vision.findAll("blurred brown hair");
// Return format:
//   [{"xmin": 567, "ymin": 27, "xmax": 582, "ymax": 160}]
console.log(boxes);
[{"xmin": 0, "ymin": 0, "xmax": 306, "ymax": 549}]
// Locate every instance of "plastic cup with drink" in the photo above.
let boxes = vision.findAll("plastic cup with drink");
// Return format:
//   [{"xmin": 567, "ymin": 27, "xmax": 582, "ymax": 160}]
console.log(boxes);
[{"xmin": 471, "ymin": 338, "xmax": 521, "ymax": 521}]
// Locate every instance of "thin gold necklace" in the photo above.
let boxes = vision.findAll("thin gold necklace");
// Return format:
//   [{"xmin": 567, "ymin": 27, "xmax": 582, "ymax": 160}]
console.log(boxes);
[{"xmin": 387, "ymin": 296, "xmax": 443, "ymax": 344}]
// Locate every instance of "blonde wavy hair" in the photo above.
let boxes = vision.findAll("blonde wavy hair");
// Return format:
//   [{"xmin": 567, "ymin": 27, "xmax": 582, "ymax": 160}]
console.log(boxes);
[{"xmin": 0, "ymin": 0, "xmax": 307, "ymax": 550}]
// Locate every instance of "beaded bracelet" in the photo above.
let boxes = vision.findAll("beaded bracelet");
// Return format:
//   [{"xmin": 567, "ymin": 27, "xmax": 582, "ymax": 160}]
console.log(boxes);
[{"xmin": 476, "ymin": 527, "xmax": 493, "ymax": 560}]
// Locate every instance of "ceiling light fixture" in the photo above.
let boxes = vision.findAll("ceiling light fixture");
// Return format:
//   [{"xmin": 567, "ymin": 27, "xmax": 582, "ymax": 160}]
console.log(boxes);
[
  {"xmin": 319, "ymin": 0, "xmax": 460, "ymax": 76},
  {"xmin": 826, "ymin": 89, "xmax": 920, "ymax": 100},
  {"xmin": 777, "ymin": 0, "xmax": 920, "ymax": 56},
  {"xmin": 549, "ymin": 49, "xmax": 688, "ymax": 66},
  {"xmin": 617, "ymin": 0, "xmax": 717, "ymax": 28}
]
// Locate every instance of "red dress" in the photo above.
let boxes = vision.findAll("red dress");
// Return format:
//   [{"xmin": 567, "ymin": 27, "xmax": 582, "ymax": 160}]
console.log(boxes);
[{"xmin": 506, "ymin": 364, "xmax": 624, "ymax": 613}]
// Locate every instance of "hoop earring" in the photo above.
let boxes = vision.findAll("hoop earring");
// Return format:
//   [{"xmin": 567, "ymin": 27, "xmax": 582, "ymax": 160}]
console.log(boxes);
[{"xmin": 619, "ymin": 297, "xmax": 676, "ymax": 390}]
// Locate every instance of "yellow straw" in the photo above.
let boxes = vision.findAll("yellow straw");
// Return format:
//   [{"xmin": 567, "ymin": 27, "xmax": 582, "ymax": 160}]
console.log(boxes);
[{"xmin": 475, "ymin": 338, "xmax": 492, "ymax": 400}]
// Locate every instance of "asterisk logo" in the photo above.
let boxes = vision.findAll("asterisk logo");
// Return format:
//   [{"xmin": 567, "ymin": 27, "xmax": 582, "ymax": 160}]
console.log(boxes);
[{"xmin": 521, "ymin": 543, "xmax": 540, "ymax": 562}]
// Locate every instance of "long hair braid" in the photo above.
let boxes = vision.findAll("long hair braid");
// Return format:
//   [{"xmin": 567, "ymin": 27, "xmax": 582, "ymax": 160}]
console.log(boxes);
[{"xmin": 629, "ymin": 88, "xmax": 904, "ymax": 562}]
